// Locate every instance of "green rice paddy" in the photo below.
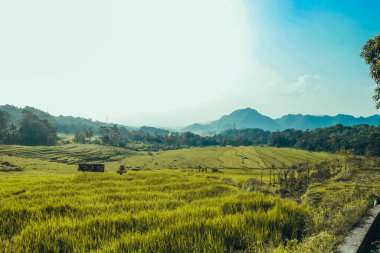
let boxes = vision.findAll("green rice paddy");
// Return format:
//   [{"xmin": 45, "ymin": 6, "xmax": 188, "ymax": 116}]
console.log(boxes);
[{"xmin": 0, "ymin": 144, "xmax": 379, "ymax": 252}]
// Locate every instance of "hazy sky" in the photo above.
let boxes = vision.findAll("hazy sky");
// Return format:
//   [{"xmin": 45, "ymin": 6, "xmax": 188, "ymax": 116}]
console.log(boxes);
[{"xmin": 1, "ymin": 0, "xmax": 379, "ymax": 127}]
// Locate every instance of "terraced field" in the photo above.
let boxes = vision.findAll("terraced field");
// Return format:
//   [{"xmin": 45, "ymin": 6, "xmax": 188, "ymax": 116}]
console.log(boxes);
[
  {"xmin": 0, "ymin": 171, "xmax": 312, "ymax": 252},
  {"xmin": 0, "ymin": 144, "xmax": 340, "ymax": 175},
  {"xmin": 0, "ymin": 144, "xmax": 135, "ymax": 165},
  {"xmin": 119, "ymin": 146, "xmax": 340, "ymax": 170},
  {"xmin": 1, "ymin": 144, "xmax": 377, "ymax": 252}
]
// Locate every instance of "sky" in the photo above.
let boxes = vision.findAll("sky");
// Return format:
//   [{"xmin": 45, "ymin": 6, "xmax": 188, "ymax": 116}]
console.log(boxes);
[{"xmin": 0, "ymin": 0, "xmax": 379, "ymax": 127}]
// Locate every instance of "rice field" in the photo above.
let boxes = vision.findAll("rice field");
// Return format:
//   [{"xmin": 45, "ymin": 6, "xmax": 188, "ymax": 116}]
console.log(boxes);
[
  {"xmin": 0, "ymin": 144, "xmax": 378, "ymax": 252},
  {"xmin": 118, "ymin": 146, "xmax": 339, "ymax": 170},
  {"xmin": 0, "ymin": 171, "xmax": 311, "ymax": 253},
  {"xmin": 0, "ymin": 144, "xmax": 134, "ymax": 164}
]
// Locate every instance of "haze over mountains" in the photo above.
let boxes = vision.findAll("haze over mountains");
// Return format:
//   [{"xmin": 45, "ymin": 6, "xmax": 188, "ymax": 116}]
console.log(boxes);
[
  {"xmin": 0, "ymin": 105, "xmax": 164, "ymax": 135},
  {"xmin": 0, "ymin": 105, "xmax": 125, "ymax": 134},
  {"xmin": 183, "ymin": 108, "xmax": 380, "ymax": 134},
  {"xmin": 2, "ymin": 105, "xmax": 380, "ymax": 135}
]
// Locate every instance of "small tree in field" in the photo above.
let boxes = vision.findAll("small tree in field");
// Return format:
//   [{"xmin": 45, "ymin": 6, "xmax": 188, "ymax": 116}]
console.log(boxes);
[{"xmin": 117, "ymin": 165, "xmax": 127, "ymax": 175}]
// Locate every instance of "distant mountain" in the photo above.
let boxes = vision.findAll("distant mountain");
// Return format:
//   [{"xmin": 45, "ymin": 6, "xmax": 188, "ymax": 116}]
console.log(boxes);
[
  {"xmin": 275, "ymin": 114, "xmax": 380, "ymax": 130},
  {"xmin": 139, "ymin": 126, "xmax": 170, "ymax": 135},
  {"xmin": 183, "ymin": 108, "xmax": 380, "ymax": 134},
  {"xmin": 3, "ymin": 105, "xmax": 379, "ymax": 135},
  {"xmin": 183, "ymin": 108, "xmax": 280, "ymax": 134},
  {"xmin": 0, "ymin": 105, "xmax": 133, "ymax": 134}
]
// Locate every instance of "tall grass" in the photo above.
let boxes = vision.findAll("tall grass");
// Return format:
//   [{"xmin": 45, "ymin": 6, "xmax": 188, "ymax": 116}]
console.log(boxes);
[
  {"xmin": 0, "ymin": 171, "xmax": 310, "ymax": 253},
  {"xmin": 1, "ymin": 145, "xmax": 379, "ymax": 252}
]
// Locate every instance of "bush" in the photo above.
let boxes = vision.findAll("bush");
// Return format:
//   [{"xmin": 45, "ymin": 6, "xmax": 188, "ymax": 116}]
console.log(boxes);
[{"xmin": 117, "ymin": 165, "xmax": 127, "ymax": 175}]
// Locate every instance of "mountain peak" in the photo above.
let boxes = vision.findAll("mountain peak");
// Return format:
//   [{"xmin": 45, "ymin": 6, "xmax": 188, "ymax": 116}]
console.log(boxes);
[
  {"xmin": 232, "ymin": 107, "xmax": 258, "ymax": 114},
  {"xmin": 222, "ymin": 108, "xmax": 262, "ymax": 120},
  {"xmin": 183, "ymin": 108, "xmax": 280, "ymax": 134},
  {"xmin": 183, "ymin": 108, "xmax": 380, "ymax": 134}
]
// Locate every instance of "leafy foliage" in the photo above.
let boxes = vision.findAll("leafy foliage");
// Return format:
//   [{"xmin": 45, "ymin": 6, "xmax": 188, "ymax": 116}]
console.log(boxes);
[
  {"xmin": 269, "ymin": 124, "xmax": 380, "ymax": 156},
  {"xmin": 19, "ymin": 111, "xmax": 57, "ymax": 146},
  {"xmin": 0, "ymin": 104, "xmax": 128, "ymax": 134},
  {"xmin": 117, "ymin": 164, "xmax": 127, "ymax": 175},
  {"xmin": 0, "ymin": 109, "xmax": 57, "ymax": 146},
  {"xmin": 361, "ymin": 33, "xmax": 380, "ymax": 108},
  {"xmin": 4, "ymin": 108, "xmax": 380, "ymax": 157},
  {"xmin": 90, "ymin": 124, "xmax": 380, "ymax": 158}
]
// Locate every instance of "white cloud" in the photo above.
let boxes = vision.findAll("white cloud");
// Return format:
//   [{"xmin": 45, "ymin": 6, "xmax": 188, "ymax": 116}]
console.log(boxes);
[
  {"xmin": 283, "ymin": 74, "xmax": 321, "ymax": 94},
  {"xmin": 259, "ymin": 74, "xmax": 321, "ymax": 96}
]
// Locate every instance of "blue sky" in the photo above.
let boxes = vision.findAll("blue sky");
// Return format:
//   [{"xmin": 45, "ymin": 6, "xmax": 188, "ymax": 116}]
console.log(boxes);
[
  {"xmin": 0, "ymin": 0, "xmax": 379, "ymax": 127},
  {"xmin": 235, "ymin": 0, "xmax": 380, "ymax": 119}
]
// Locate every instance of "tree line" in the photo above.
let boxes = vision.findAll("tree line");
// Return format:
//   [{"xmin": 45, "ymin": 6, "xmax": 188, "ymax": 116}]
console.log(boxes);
[
  {"xmin": 268, "ymin": 124, "xmax": 380, "ymax": 156},
  {"xmin": 0, "ymin": 110, "xmax": 57, "ymax": 146},
  {"xmin": 74, "ymin": 123, "xmax": 380, "ymax": 156},
  {"xmin": 2, "ymin": 109, "xmax": 380, "ymax": 157}
]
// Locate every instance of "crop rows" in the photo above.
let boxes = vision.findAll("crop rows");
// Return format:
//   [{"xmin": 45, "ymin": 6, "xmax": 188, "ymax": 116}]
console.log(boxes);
[
  {"xmin": 0, "ymin": 171, "xmax": 309, "ymax": 253},
  {"xmin": 0, "ymin": 144, "xmax": 134, "ymax": 164}
]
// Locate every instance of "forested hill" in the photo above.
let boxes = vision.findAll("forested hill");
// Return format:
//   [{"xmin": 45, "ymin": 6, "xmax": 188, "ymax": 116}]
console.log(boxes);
[
  {"xmin": 183, "ymin": 108, "xmax": 280, "ymax": 134},
  {"xmin": 0, "ymin": 105, "xmax": 128, "ymax": 134},
  {"xmin": 183, "ymin": 108, "xmax": 380, "ymax": 134},
  {"xmin": 2, "ymin": 105, "xmax": 380, "ymax": 156},
  {"xmin": 276, "ymin": 114, "xmax": 380, "ymax": 130}
]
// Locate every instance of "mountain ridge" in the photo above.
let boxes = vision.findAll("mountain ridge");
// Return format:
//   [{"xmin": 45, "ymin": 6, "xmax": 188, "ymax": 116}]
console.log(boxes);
[
  {"xmin": 2, "ymin": 105, "xmax": 379, "ymax": 135},
  {"xmin": 183, "ymin": 108, "xmax": 380, "ymax": 134},
  {"xmin": 0, "ymin": 105, "xmax": 172, "ymax": 135},
  {"xmin": 0, "ymin": 105, "xmax": 131, "ymax": 134}
]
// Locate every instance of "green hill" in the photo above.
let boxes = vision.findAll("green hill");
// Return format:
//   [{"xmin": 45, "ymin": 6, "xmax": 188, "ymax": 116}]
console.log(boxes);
[{"xmin": 0, "ymin": 104, "xmax": 132, "ymax": 134}]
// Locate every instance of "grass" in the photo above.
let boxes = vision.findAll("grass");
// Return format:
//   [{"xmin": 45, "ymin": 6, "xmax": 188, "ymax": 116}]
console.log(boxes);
[
  {"xmin": 0, "ymin": 144, "xmax": 379, "ymax": 252},
  {"xmin": 0, "ymin": 171, "xmax": 309, "ymax": 253},
  {"xmin": 117, "ymin": 146, "xmax": 338, "ymax": 170},
  {"xmin": 0, "ymin": 144, "xmax": 135, "ymax": 164}
]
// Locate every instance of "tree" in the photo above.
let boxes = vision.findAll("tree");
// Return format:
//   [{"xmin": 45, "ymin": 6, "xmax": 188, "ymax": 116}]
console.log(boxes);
[
  {"xmin": 109, "ymin": 125, "xmax": 122, "ymax": 146},
  {"xmin": 85, "ymin": 127, "xmax": 93, "ymax": 142},
  {"xmin": 0, "ymin": 110, "xmax": 9, "ymax": 143},
  {"xmin": 6, "ymin": 123, "xmax": 19, "ymax": 144},
  {"xmin": 99, "ymin": 126, "xmax": 110, "ymax": 145},
  {"xmin": 98, "ymin": 125, "xmax": 125, "ymax": 147},
  {"xmin": 74, "ymin": 129, "xmax": 86, "ymax": 144},
  {"xmin": 361, "ymin": 33, "xmax": 380, "ymax": 108},
  {"xmin": 117, "ymin": 165, "xmax": 127, "ymax": 175},
  {"xmin": 0, "ymin": 110, "xmax": 8, "ymax": 129},
  {"xmin": 18, "ymin": 110, "xmax": 57, "ymax": 146},
  {"xmin": 74, "ymin": 127, "xmax": 94, "ymax": 144}
]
